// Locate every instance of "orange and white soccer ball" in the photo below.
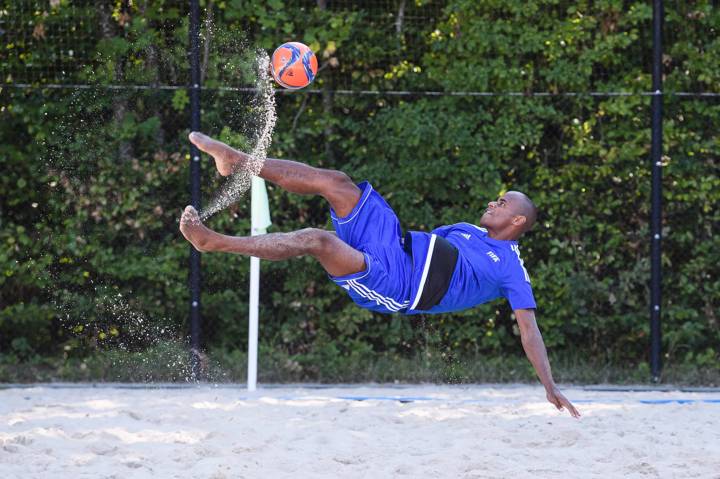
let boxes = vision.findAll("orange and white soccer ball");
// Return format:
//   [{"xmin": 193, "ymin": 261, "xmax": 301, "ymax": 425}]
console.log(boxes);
[{"xmin": 270, "ymin": 42, "xmax": 318, "ymax": 89}]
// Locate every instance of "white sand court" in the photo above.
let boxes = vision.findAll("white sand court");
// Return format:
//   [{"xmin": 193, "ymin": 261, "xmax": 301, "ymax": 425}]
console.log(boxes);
[{"xmin": 1, "ymin": 384, "xmax": 719, "ymax": 478}]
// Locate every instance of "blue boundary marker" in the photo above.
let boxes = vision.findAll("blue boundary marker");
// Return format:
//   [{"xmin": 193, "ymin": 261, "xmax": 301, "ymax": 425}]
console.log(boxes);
[
  {"xmin": 2, "ymin": 384, "xmax": 720, "ymax": 405},
  {"xmin": 573, "ymin": 398, "xmax": 720, "ymax": 405},
  {"xmin": 2, "ymin": 383, "xmax": 720, "ymax": 392},
  {"xmin": 246, "ymin": 395, "xmax": 720, "ymax": 405},
  {"xmin": 338, "ymin": 395, "xmax": 436, "ymax": 402}
]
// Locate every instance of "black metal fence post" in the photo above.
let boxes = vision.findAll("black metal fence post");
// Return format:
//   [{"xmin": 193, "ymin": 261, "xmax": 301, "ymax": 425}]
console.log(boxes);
[
  {"xmin": 188, "ymin": 0, "xmax": 203, "ymax": 380},
  {"xmin": 650, "ymin": 0, "xmax": 664, "ymax": 381}
]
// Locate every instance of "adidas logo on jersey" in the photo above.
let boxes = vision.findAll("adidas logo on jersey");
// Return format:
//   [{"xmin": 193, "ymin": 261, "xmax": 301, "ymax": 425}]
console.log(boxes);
[{"xmin": 486, "ymin": 251, "xmax": 500, "ymax": 262}]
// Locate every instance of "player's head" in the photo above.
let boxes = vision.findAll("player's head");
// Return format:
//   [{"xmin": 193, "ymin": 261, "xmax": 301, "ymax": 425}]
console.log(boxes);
[{"xmin": 479, "ymin": 191, "xmax": 537, "ymax": 239}]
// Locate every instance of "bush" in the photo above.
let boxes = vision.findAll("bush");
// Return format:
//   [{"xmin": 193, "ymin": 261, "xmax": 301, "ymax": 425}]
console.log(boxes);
[{"xmin": 1, "ymin": 1, "xmax": 718, "ymax": 380}]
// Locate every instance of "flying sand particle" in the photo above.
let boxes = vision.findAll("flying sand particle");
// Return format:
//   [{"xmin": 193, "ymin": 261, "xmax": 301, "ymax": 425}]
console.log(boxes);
[{"xmin": 200, "ymin": 50, "xmax": 276, "ymax": 220}]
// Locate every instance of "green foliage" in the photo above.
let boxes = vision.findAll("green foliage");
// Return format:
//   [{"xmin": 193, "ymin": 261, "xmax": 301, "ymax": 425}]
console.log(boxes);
[{"xmin": 1, "ymin": 0, "xmax": 718, "ymax": 381}]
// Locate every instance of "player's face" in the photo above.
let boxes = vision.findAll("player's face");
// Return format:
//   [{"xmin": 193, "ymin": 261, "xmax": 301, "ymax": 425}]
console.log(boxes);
[{"xmin": 480, "ymin": 194, "xmax": 517, "ymax": 229}]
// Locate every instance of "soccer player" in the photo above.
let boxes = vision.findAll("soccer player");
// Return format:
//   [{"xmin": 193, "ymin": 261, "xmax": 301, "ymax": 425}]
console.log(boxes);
[{"xmin": 180, "ymin": 132, "xmax": 580, "ymax": 418}]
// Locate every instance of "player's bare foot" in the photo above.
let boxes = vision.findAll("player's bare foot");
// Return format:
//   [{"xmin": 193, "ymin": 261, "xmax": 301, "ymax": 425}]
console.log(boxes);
[
  {"xmin": 188, "ymin": 131, "xmax": 248, "ymax": 177},
  {"xmin": 179, "ymin": 205, "xmax": 219, "ymax": 252}
]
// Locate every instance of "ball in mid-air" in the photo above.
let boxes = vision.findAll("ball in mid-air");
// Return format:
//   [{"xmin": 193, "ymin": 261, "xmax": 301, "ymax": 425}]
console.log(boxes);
[{"xmin": 270, "ymin": 42, "xmax": 318, "ymax": 89}]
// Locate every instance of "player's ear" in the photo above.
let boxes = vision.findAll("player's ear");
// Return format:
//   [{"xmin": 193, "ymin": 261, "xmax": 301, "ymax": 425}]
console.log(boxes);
[{"xmin": 512, "ymin": 215, "xmax": 527, "ymax": 228}]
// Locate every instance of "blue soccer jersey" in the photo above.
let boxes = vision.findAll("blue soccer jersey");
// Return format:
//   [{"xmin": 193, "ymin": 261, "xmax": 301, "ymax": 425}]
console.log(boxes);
[
  {"xmin": 329, "ymin": 182, "xmax": 536, "ymax": 315},
  {"xmin": 405, "ymin": 222, "xmax": 536, "ymax": 314}
]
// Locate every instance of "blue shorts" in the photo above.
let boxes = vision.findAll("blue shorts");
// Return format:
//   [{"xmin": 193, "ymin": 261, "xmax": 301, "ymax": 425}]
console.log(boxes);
[{"xmin": 329, "ymin": 182, "xmax": 412, "ymax": 314}]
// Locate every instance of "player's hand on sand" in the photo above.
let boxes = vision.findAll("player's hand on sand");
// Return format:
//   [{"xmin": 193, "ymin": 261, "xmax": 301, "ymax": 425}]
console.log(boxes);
[
  {"xmin": 179, "ymin": 205, "xmax": 216, "ymax": 252},
  {"xmin": 546, "ymin": 386, "xmax": 581, "ymax": 419},
  {"xmin": 188, "ymin": 131, "xmax": 248, "ymax": 177}
]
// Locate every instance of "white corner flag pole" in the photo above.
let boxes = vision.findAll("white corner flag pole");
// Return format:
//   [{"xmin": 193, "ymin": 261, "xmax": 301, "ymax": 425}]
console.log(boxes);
[{"xmin": 248, "ymin": 176, "xmax": 271, "ymax": 391}]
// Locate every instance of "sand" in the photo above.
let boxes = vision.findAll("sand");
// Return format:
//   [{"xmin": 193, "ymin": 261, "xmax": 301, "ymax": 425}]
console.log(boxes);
[{"xmin": 1, "ymin": 384, "xmax": 719, "ymax": 478}]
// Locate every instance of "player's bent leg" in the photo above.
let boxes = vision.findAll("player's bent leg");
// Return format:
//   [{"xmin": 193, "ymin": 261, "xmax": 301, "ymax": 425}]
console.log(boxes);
[
  {"xmin": 270, "ymin": 167, "xmax": 360, "ymax": 219},
  {"xmin": 297, "ymin": 228, "xmax": 366, "ymax": 277},
  {"xmin": 189, "ymin": 132, "xmax": 362, "ymax": 217},
  {"xmin": 179, "ymin": 206, "xmax": 365, "ymax": 277},
  {"xmin": 249, "ymin": 159, "xmax": 361, "ymax": 218},
  {"xmin": 322, "ymin": 170, "xmax": 363, "ymax": 219}
]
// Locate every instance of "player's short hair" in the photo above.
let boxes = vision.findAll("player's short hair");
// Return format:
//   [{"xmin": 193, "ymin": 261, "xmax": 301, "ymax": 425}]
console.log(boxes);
[{"xmin": 508, "ymin": 191, "xmax": 537, "ymax": 233}]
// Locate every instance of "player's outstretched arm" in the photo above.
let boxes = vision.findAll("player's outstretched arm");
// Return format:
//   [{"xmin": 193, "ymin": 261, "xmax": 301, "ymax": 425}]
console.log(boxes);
[{"xmin": 514, "ymin": 308, "xmax": 581, "ymax": 419}]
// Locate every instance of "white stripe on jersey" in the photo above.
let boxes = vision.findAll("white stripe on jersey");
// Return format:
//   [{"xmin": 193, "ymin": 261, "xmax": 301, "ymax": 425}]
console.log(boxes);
[
  {"xmin": 510, "ymin": 244, "xmax": 531, "ymax": 283},
  {"xmin": 409, "ymin": 233, "xmax": 437, "ymax": 310},
  {"xmin": 458, "ymin": 222, "xmax": 487, "ymax": 233}
]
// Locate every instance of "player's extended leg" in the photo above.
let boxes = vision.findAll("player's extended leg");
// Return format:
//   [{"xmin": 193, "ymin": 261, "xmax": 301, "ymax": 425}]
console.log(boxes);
[
  {"xmin": 189, "ymin": 132, "xmax": 361, "ymax": 218},
  {"xmin": 179, "ymin": 206, "xmax": 365, "ymax": 277}
]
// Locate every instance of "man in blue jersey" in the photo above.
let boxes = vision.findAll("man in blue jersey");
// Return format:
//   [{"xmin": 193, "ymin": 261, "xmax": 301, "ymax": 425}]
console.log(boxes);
[{"xmin": 180, "ymin": 132, "xmax": 580, "ymax": 418}]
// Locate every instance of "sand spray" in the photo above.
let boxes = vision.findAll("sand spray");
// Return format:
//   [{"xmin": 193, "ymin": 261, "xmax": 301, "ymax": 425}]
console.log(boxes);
[{"xmin": 200, "ymin": 50, "xmax": 276, "ymax": 220}]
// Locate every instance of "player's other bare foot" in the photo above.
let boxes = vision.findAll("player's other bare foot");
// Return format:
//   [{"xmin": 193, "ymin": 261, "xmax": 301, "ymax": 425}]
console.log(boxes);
[
  {"xmin": 188, "ymin": 131, "xmax": 247, "ymax": 177},
  {"xmin": 179, "ymin": 205, "xmax": 219, "ymax": 252}
]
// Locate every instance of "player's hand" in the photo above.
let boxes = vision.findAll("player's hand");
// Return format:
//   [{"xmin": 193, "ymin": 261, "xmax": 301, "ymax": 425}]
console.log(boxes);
[{"xmin": 546, "ymin": 386, "xmax": 581, "ymax": 418}]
